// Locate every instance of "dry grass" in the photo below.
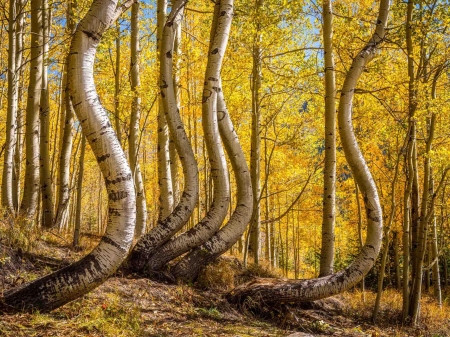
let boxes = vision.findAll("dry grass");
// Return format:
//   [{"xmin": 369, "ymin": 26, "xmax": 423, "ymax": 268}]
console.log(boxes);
[
  {"xmin": 340, "ymin": 288, "xmax": 450, "ymax": 337},
  {"xmin": 1, "ymin": 220, "xmax": 450, "ymax": 337}
]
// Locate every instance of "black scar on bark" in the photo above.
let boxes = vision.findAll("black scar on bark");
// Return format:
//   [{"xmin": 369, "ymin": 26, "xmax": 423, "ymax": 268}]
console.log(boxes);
[
  {"xmin": 101, "ymin": 236, "xmax": 127, "ymax": 253},
  {"xmin": 97, "ymin": 153, "xmax": 110, "ymax": 163},
  {"xmin": 109, "ymin": 190, "xmax": 129, "ymax": 201}
]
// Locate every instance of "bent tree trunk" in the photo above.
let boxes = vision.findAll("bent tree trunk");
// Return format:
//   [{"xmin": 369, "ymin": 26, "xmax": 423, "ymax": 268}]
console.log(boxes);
[
  {"xmin": 128, "ymin": 0, "xmax": 199, "ymax": 272},
  {"xmin": 144, "ymin": 0, "xmax": 232, "ymax": 271},
  {"xmin": 2, "ymin": 0, "xmax": 136, "ymax": 312},
  {"xmin": 228, "ymin": 0, "xmax": 389, "ymax": 305},
  {"xmin": 171, "ymin": 84, "xmax": 253, "ymax": 282}
]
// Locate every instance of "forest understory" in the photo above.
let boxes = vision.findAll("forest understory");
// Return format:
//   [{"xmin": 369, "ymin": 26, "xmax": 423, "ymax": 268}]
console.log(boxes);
[{"xmin": 1, "ymin": 226, "xmax": 449, "ymax": 337}]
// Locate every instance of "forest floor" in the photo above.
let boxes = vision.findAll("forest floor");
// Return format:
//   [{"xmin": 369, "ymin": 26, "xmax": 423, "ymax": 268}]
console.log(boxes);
[{"xmin": 0, "ymin": 229, "xmax": 449, "ymax": 337}]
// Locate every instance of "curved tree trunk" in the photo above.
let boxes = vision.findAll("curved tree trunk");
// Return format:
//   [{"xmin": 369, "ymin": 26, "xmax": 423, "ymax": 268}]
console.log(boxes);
[
  {"xmin": 128, "ymin": 0, "xmax": 199, "ymax": 272},
  {"xmin": 2, "ymin": 0, "xmax": 136, "ymax": 312},
  {"xmin": 129, "ymin": 0, "xmax": 147, "ymax": 238},
  {"xmin": 228, "ymin": 0, "xmax": 389, "ymax": 304},
  {"xmin": 20, "ymin": 0, "xmax": 43, "ymax": 218},
  {"xmin": 144, "ymin": 0, "xmax": 232, "ymax": 271},
  {"xmin": 171, "ymin": 82, "xmax": 253, "ymax": 282},
  {"xmin": 319, "ymin": 0, "xmax": 336, "ymax": 277}
]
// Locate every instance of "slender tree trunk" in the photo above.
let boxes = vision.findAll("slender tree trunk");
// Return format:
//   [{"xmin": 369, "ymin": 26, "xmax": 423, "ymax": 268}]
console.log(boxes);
[
  {"xmin": 55, "ymin": 0, "xmax": 76, "ymax": 230},
  {"xmin": 373, "ymin": 146, "xmax": 401, "ymax": 321},
  {"xmin": 12, "ymin": 0, "xmax": 25, "ymax": 211},
  {"xmin": 40, "ymin": 0, "xmax": 54, "ymax": 228},
  {"xmin": 73, "ymin": 135, "xmax": 86, "ymax": 247},
  {"xmin": 249, "ymin": 0, "xmax": 263, "ymax": 265},
  {"xmin": 430, "ymin": 177, "xmax": 442, "ymax": 306},
  {"xmin": 170, "ymin": 20, "xmax": 182, "ymax": 204},
  {"xmin": 3, "ymin": 0, "xmax": 136, "ymax": 312},
  {"xmin": 114, "ymin": 21, "xmax": 122, "ymax": 145},
  {"xmin": 20, "ymin": 0, "xmax": 44, "ymax": 218},
  {"xmin": 145, "ymin": 0, "xmax": 231, "ymax": 271},
  {"xmin": 129, "ymin": 0, "xmax": 147, "ymax": 238},
  {"xmin": 355, "ymin": 181, "xmax": 365, "ymax": 302},
  {"xmin": 128, "ymin": 0, "xmax": 199, "ymax": 272},
  {"xmin": 393, "ymin": 230, "xmax": 401, "ymax": 289},
  {"xmin": 402, "ymin": 139, "xmax": 414, "ymax": 320},
  {"xmin": 156, "ymin": 0, "xmax": 174, "ymax": 220},
  {"xmin": 228, "ymin": 0, "xmax": 388, "ymax": 304},
  {"xmin": 2, "ymin": 0, "xmax": 18, "ymax": 213},
  {"xmin": 410, "ymin": 112, "xmax": 436, "ymax": 324},
  {"xmin": 171, "ymin": 74, "xmax": 253, "ymax": 281},
  {"xmin": 319, "ymin": 0, "xmax": 336, "ymax": 277}
]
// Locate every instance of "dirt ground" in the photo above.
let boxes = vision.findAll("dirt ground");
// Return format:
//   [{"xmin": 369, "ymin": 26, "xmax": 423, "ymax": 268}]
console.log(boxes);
[{"xmin": 1, "ymin": 237, "xmax": 449, "ymax": 337}]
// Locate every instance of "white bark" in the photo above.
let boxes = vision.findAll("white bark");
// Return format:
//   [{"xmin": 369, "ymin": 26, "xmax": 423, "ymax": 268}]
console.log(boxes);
[
  {"xmin": 171, "ymin": 83, "xmax": 253, "ymax": 281},
  {"xmin": 129, "ymin": 0, "xmax": 147, "ymax": 238},
  {"xmin": 2, "ymin": 0, "xmax": 18, "ymax": 213},
  {"xmin": 129, "ymin": 0, "xmax": 199, "ymax": 271},
  {"xmin": 144, "ymin": 0, "xmax": 232, "ymax": 271},
  {"xmin": 3, "ymin": 0, "xmax": 136, "ymax": 312},
  {"xmin": 54, "ymin": 0, "xmax": 76, "ymax": 229},
  {"xmin": 156, "ymin": 0, "xmax": 174, "ymax": 220},
  {"xmin": 40, "ymin": 0, "xmax": 54, "ymax": 228},
  {"xmin": 228, "ymin": 0, "xmax": 389, "ymax": 304},
  {"xmin": 20, "ymin": 0, "xmax": 43, "ymax": 218}
]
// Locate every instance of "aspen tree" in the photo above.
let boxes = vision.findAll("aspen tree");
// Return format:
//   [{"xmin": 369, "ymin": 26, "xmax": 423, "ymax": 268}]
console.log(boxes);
[
  {"xmin": 129, "ymin": 0, "xmax": 199, "ymax": 271},
  {"xmin": 55, "ymin": 0, "xmax": 77, "ymax": 229},
  {"xmin": 171, "ymin": 81, "xmax": 253, "ymax": 281},
  {"xmin": 12, "ymin": 0, "xmax": 26, "ymax": 211},
  {"xmin": 228, "ymin": 0, "xmax": 389, "ymax": 304},
  {"xmin": 2, "ymin": 0, "xmax": 18, "ymax": 213},
  {"xmin": 248, "ymin": 0, "xmax": 263, "ymax": 265},
  {"xmin": 156, "ymin": 0, "xmax": 174, "ymax": 220},
  {"xmin": 145, "ymin": 0, "xmax": 231, "ymax": 271},
  {"xmin": 73, "ymin": 135, "xmax": 86, "ymax": 247},
  {"xmin": 3, "ymin": 0, "xmax": 137, "ymax": 312},
  {"xmin": 319, "ymin": 0, "xmax": 337, "ymax": 278},
  {"xmin": 20, "ymin": 0, "xmax": 43, "ymax": 218},
  {"xmin": 114, "ymin": 21, "xmax": 122, "ymax": 146},
  {"xmin": 129, "ymin": 0, "xmax": 147, "ymax": 237},
  {"xmin": 40, "ymin": 0, "xmax": 54, "ymax": 228}
]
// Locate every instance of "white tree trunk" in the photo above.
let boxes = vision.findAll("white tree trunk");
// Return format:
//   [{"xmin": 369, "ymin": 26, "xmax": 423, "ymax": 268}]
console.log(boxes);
[
  {"xmin": 2, "ymin": 0, "xmax": 18, "ymax": 213},
  {"xmin": 3, "ymin": 0, "xmax": 136, "ymax": 312},
  {"xmin": 156, "ymin": 0, "xmax": 174, "ymax": 220},
  {"xmin": 228, "ymin": 0, "xmax": 389, "ymax": 304},
  {"xmin": 171, "ymin": 83, "xmax": 253, "ymax": 281},
  {"xmin": 128, "ymin": 0, "xmax": 199, "ymax": 271},
  {"xmin": 54, "ymin": 0, "xmax": 76, "ymax": 230},
  {"xmin": 129, "ymin": 0, "xmax": 148, "ymax": 238},
  {"xmin": 144, "ymin": 0, "xmax": 232, "ymax": 271},
  {"xmin": 20, "ymin": 0, "xmax": 43, "ymax": 218},
  {"xmin": 40, "ymin": 0, "xmax": 54, "ymax": 228}
]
